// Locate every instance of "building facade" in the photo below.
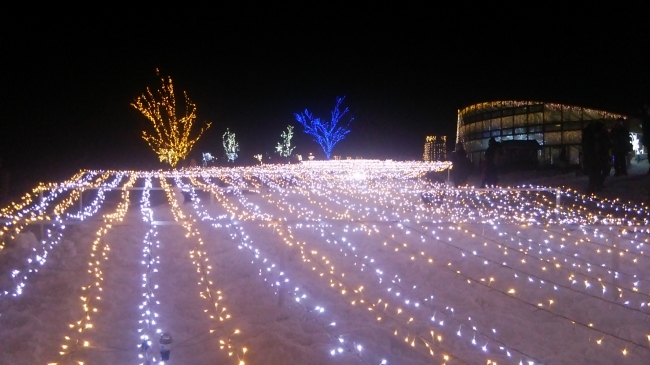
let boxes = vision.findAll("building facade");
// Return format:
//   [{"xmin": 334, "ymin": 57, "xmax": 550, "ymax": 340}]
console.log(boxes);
[
  {"xmin": 423, "ymin": 135, "xmax": 447, "ymax": 162},
  {"xmin": 456, "ymin": 101, "xmax": 639, "ymax": 166}
]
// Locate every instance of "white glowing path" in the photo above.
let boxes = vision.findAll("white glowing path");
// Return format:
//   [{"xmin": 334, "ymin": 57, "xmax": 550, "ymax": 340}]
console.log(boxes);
[{"xmin": 0, "ymin": 161, "xmax": 648, "ymax": 365}]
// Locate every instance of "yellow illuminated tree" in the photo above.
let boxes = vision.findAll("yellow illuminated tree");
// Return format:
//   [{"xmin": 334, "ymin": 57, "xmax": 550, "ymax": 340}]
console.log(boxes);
[{"xmin": 131, "ymin": 70, "xmax": 211, "ymax": 167}]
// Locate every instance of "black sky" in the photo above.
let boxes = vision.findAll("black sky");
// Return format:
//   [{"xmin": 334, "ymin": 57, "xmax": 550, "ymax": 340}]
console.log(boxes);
[{"xmin": 1, "ymin": 6, "xmax": 649, "ymax": 187}]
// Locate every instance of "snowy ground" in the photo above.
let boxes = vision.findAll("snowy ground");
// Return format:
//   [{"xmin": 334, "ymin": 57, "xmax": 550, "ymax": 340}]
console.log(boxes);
[
  {"xmin": 0, "ymin": 160, "xmax": 649, "ymax": 365},
  {"xmin": 488, "ymin": 158, "xmax": 650, "ymax": 205}
]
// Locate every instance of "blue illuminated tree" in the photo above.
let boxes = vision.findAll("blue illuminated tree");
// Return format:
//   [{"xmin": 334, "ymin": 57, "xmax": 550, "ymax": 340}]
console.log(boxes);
[{"xmin": 294, "ymin": 96, "xmax": 353, "ymax": 159}]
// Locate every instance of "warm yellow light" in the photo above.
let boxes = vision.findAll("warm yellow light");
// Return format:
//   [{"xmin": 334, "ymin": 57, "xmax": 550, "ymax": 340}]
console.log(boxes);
[{"xmin": 132, "ymin": 70, "xmax": 211, "ymax": 167}]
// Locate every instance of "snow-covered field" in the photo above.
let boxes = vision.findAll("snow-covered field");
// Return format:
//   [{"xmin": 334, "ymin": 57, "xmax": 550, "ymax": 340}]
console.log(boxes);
[
  {"xmin": 492, "ymin": 158, "xmax": 650, "ymax": 206},
  {"xmin": 0, "ymin": 160, "xmax": 649, "ymax": 365}
]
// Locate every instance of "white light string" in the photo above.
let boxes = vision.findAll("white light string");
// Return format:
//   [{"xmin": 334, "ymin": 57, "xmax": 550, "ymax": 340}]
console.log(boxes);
[
  {"xmin": 57, "ymin": 174, "xmax": 136, "ymax": 363},
  {"xmin": 161, "ymin": 174, "xmax": 246, "ymax": 364},
  {"xmin": 0, "ymin": 172, "xmax": 124, "ymax": 301},
  {"xmin": 254, "ymin": 171, "xmax": 524, "ymax": 363},
  {"xmin": 184, "ymin": 174, "xmax": 383, "ymax": 364},
  {"xmin": 137, "ymin": 175, "xmax": 164, "ymax": 364}
]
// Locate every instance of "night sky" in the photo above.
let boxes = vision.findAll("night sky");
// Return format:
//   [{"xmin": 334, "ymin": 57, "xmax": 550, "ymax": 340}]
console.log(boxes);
[{"xmin": 1, "ymin": 6, "xmax": 648, "ymax": 191}]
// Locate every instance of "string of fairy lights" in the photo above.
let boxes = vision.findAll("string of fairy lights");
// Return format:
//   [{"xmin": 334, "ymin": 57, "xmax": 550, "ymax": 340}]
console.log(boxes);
[
  {"xmin": 210, "ymin": 168, "xmax": 528, "ymax": 362},
  {"xmin": 454, "ymin": 224, "xmax": 650, "ymax": 310},
  {"xmin": 183, "ymin": 174, "xmax": 387, "ymax": 364},
  {"xmin": 0, "ymin": 171, "xmax": 98, "ymax": 250},
  {"xmin": 417, "ymin": 189, "xmax": 650, "ymax": 310},
  {"xmin": 243, "ymin": 165, "xmax": 648, "ymax": 362},
  {"xmin": 412, "ymin": 192, "xmax": 644, "ymax": 352},
  {"xmin": 57, "ymin": 174, "xmax": 136, "ymax": 364},
  {"xmin": 0, "ymin": 172, "xmax": 121, "ymax": 302},
  {"xmin": 501, "ymin": 224, "xmax": 648, "ymax": 295},
  {"xmin": 177, "ymin": 160, "xmax": 648, "ymax": 362},
  {"xmin": 137, "ymin": 175, "xmax": 164, "ymax": 364},
  {"xmin": 161, "ymin": 173, "xmax": 247, "ymax": 364},
  {"xmin": 1, "ymin": 160, "xmax": 649, "ymax": 364},
  {"xmin": 403, "ymin": 223, "xmax": 650, "ymax": 354},
  {"xmin": 246, "ymin": 170, "xmax": 524, "ymax": 363},
  {"xmin": 0, "ymin": 170, "xmax": 91, "ymax": 219},
  {"xmin": 411, "ymin": 190, "xmax": 650, "ymax": 357},
  {"xmin": 65, "ymin": 172, "xmax": 125, "ymax": 221}
]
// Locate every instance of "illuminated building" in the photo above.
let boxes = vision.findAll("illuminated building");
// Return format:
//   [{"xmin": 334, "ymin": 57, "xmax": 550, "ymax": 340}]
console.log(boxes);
[
  {"xmin": 455, "ymin": 101, "xmax": 639, "ymax": 166},
  {"xmin": 423, "ymin": 135, "xmax": 447, "ymax": 162}
]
